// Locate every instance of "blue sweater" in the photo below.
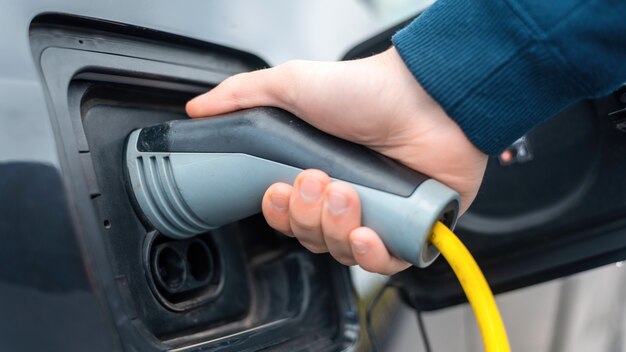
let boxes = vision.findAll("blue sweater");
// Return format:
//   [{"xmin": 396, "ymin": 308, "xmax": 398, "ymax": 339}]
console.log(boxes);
[{"xmin": 392, "ymin": 0, "xmax": 626, "ymax": 155}]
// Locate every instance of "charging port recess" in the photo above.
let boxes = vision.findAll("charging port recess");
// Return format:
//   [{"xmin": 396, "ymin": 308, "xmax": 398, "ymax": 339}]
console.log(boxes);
[{"xmin": 31, "ymin": 20, "xmax": 359, "ymax": 351}]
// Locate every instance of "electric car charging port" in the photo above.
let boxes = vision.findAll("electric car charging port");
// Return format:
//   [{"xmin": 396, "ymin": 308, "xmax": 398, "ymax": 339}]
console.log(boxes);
[
  {"xmin": 152, "ymin": 239, "xmax": 214, "ymax": 294},
  {"xmin": 31, "ymin": 21, "xmax": 359, "ymax": 349},
  {"xmin": 145, "ymin": 231, "xmax": 223, "ymax": 309}
]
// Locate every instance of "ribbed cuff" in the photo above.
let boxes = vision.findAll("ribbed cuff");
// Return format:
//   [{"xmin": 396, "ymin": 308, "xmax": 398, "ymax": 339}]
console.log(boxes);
[{"xmin": 392, "ymin": 0, "xmax": 583, "ymax": 155}]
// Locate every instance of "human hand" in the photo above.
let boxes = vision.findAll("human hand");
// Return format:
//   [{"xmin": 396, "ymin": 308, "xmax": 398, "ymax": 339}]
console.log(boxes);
[{"xmin": 186, "ymin": 47, "xmax": 487, "ymax": 274}]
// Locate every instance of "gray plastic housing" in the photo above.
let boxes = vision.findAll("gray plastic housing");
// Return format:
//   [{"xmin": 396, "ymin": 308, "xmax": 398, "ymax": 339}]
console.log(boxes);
[{"xmin": 126, "ymin": 130, "xmax": 459, "ymax": 267}]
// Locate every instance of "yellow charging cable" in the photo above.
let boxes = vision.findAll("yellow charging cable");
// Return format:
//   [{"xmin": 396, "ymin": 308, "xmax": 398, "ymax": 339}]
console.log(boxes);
[{"xmin": 429, "ymin": 221, "xmax": 511, "ymax": 352}]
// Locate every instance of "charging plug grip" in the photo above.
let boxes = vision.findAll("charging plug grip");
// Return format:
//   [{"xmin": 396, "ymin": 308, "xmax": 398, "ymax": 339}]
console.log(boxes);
[{"xmin": 126, "ymin": 107, "xmax": 459, "ymax": 267}]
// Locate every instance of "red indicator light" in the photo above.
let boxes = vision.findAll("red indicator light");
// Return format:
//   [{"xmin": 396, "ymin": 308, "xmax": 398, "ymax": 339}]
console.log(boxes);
[{"xmin": 499, "ymin": 150, "xmax": 513, "ymax": 164}]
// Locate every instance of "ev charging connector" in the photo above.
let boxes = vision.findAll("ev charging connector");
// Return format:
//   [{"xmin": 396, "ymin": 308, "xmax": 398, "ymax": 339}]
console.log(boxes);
[{"xmin": 125, "ymin": 107, "xmax": 459, "ymax": 267}]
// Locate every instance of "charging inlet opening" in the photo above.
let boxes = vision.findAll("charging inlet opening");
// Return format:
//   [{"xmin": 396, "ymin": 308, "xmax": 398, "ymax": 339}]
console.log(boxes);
[
  {"xmin": 144, "ymin": 231, "xmax": 223, "ymax": 310},
  {"xmin": 420, "ymin": 201, "xmax": 459, "ymax": 267}
]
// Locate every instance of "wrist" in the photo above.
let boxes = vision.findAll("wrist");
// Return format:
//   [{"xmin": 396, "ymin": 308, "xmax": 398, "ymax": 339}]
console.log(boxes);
[{"xmin": 376, "ymin": 47, "xmax": 487, "ymax": 212}]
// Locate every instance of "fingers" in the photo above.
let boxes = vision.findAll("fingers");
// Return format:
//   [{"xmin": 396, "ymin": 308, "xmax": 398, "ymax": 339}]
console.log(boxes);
[
  {"xmin": 349, "ymin": 227, "xmax": 412, "ymax": 275},
  {"xmin": 289, "ymin": 170, "xmax": 331, "ymax": 253},
  {"xmin": 186, "ymin": 63, "xmax": 295, "ymax": 118},
  {"xmin": 321, "ymin": 182, "xmax": 360, "ymax": 265},
  {"xmin": 261, "ymin": 169, "xmax": 411, "ymax": 275},
  {"xmin": 261, "ymin": 182, "xmax": 294, "ymax": 237}
]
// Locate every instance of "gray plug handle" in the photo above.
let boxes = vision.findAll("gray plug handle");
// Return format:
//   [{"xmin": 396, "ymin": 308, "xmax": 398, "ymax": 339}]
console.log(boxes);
[{"xmin": 125, "ymin": 107, "xmax": 459, "ymax": 267}]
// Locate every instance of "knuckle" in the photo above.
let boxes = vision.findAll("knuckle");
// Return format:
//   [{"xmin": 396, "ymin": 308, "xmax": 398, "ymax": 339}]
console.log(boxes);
[
  {"xmin": 267, "ymin": 220, "xmax": 291, "ymax": 236},
  {"xmin": 278, "ymin": 230, "xmax": 295, "ymax": 238},
  {"xmin": 379, "ymin": 268, "xmax": 396, "ymax": 276},
  {"xmin": 359, "ymin": 265, "xmax": 376, "ymax": 274},
  {"xmin": 291, "ymin": 213, "xmax": 321, "ymax": 233},
  {"xmin": 327, "ymin": 246, "xmax": 357, "ymax": 266},
  {"xmin": 219, "ymin": 75, "xmax": 238, "ymax": 90},
  {"xmin": 335, "ymin": 256, "xmax": 357, "ymax": 266},
  {"xmin": 300, "ymin": 241, "xmax": 327, "ymax": 254},
  {"xmin": 360, "ymin": 265, "xmax": 386, "ymax": 275},
  {"xmin": 263, "ymin": 210, "xmax": 288, "ymax": 228},
  {"xmin": 220, "ymin": 75, "xmax": 246, "ymax": 108},
  {"xmin": 225, "ymin": 91, "xmax": 244, "ymax": 110},
  {"xmin": 324, "ymin": 229, "xmax": 348, "ymax": 243},
  {"xmin": 309, "ymin": 247, "xmax": 327, "ymax": 254},
  {"xmin": 280, "ymin": 60, "xmax": 304, "ymax": 74},
  {"xmin": 358, "ymin": 262, "xmax": 388, "ymax": 275}
]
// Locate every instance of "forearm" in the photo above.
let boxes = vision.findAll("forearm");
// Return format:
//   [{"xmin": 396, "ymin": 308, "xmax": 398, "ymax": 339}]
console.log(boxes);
[{"xmin": 393, "ymin": 0, "xmax": 626, "ymax": 155}]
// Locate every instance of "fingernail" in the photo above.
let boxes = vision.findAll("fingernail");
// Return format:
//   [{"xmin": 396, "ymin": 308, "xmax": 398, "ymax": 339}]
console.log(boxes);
[
  {"xmin": 299, "ymin": 177, "xmax": 322, "ymax": 202},
  {"xmin": 327, "ymin": 191, "xmax": 348, "ymax": 215},
  {"xmin": 270, "ymin": 192, "xmax": 289, "ymax": 211},
  {"xmin": 351, "ymin": 239, "xmax": 368, "ymax": 255}
]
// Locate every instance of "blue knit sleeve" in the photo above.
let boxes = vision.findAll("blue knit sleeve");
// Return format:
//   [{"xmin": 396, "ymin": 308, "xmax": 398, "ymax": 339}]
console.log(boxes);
[{"xmin": 392, "ymin": 0, "xmax": 626, "ymax": 155}]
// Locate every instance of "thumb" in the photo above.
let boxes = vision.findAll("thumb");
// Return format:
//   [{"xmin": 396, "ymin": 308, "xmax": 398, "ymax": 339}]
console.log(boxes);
[{"xmin": 186, "ymin": 65, "xmax": 293, "ymax": 118}]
